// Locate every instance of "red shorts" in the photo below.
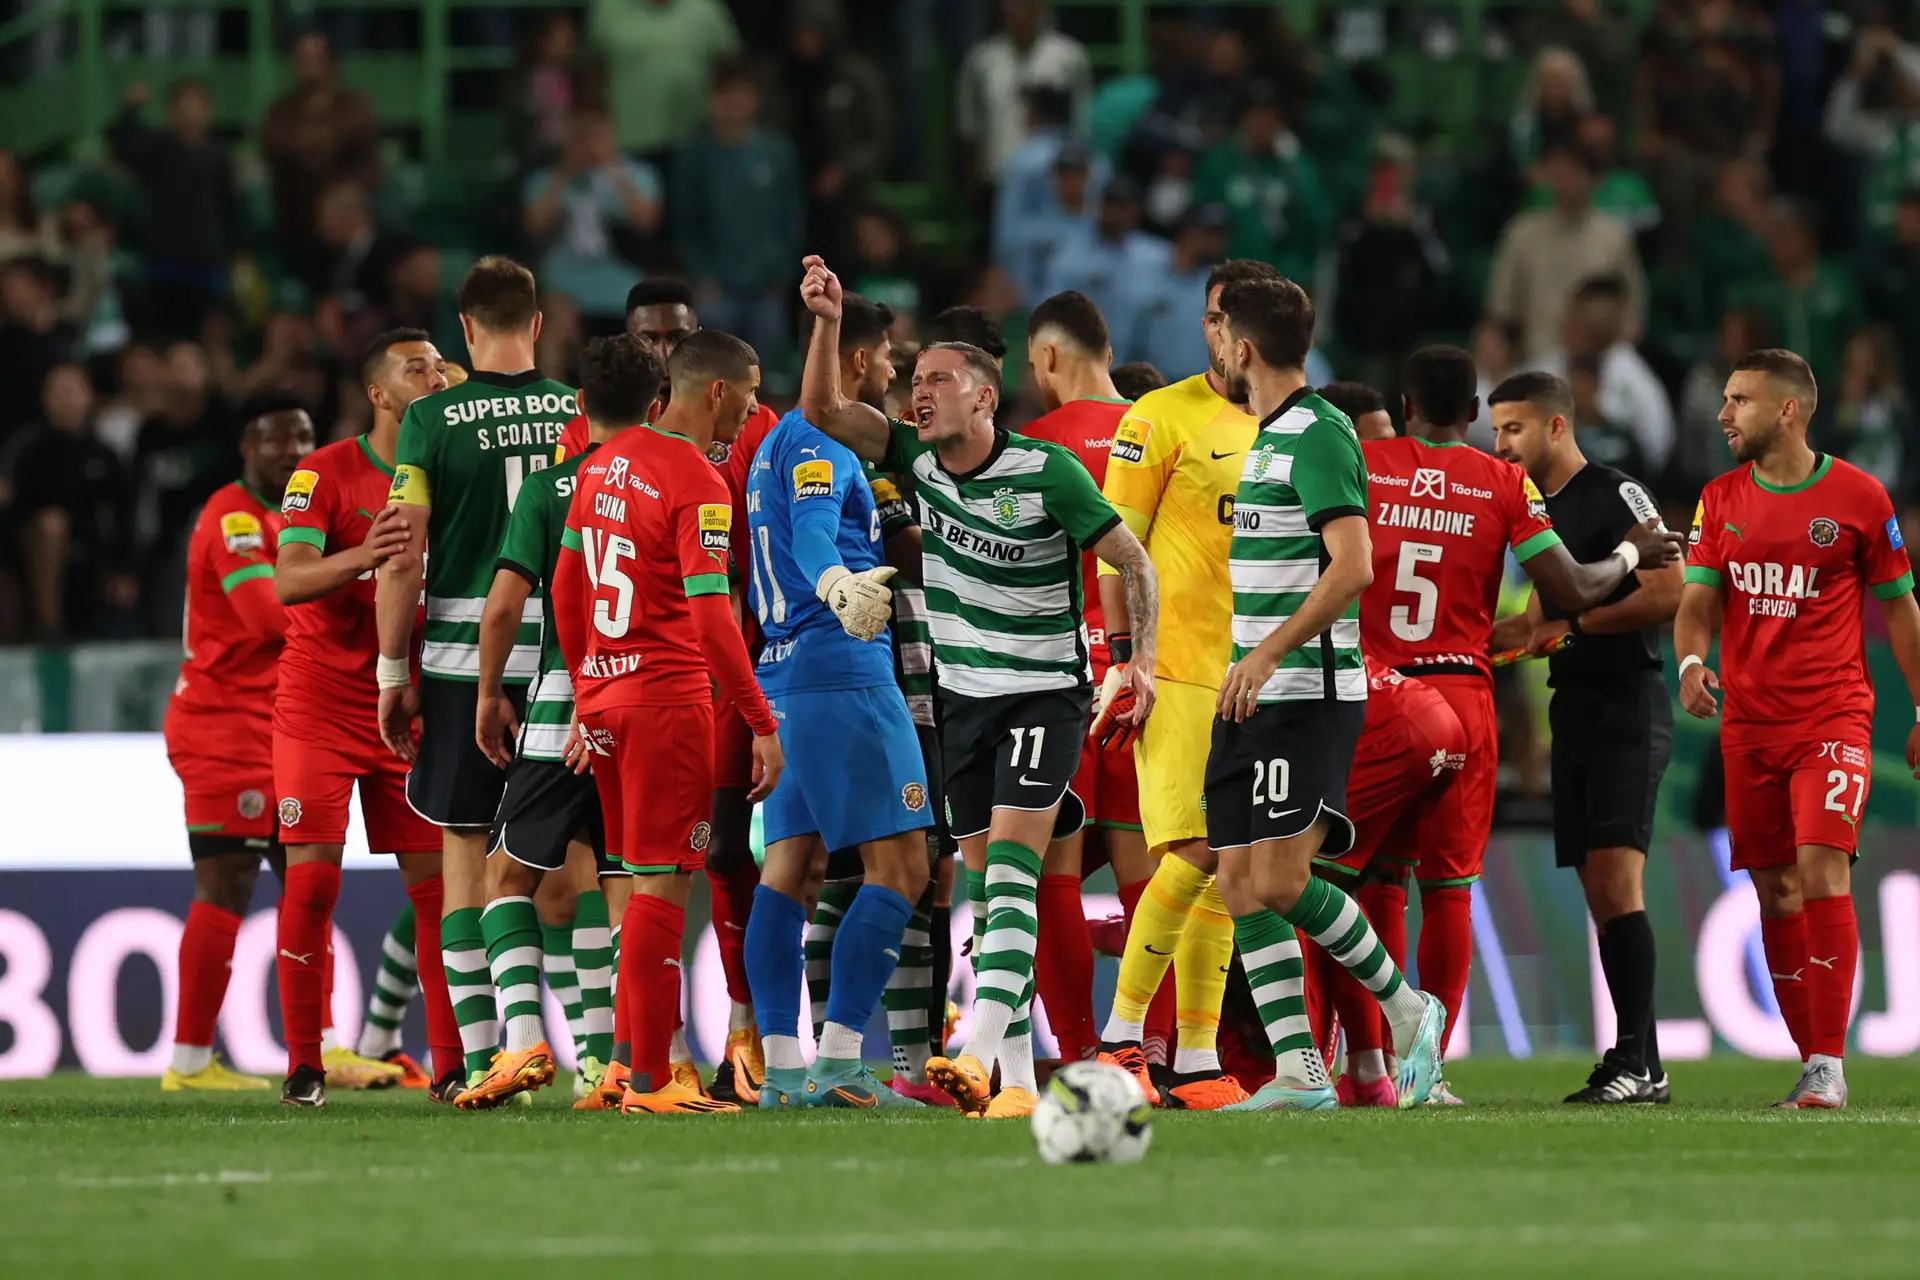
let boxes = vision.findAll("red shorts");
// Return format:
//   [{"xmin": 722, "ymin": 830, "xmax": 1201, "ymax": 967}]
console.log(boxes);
[
  {"xmin": 164, "ymin": 698, "xmax": 276, "ymax": 841},
  {"xmin": 712, "ymin": 697, "xmax": 754, "ymax": 791},
  {"xmin": 1723, "ymin": 736, "xmax": 1871, "ymax": 869},
  {"xmin": 1383, "ymin": 674, "xmax": 1495, "ymax": 887},
  {"xmin": 1328, "ymin": 688, "xmax": 1466, "ymax": 876},
  {"xmin": 1072, "ymin": 734, "xmax": 1141, "ymax": 831},
  {"xmin": 582, "ymin": 702, "xmax": 714, "ymax": 874},
  {"xmin": 273, "ymin": 730, "xmax": 440, "ymax": 853}
]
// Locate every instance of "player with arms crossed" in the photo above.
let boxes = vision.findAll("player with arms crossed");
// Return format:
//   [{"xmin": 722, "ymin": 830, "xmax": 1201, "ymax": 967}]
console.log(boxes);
[
  {"xmin": 1676, "ymin": 348, "xmax": 1920, "ymax": 1109},
  {"xmin": 801, "ymin": 256, "xmax": 1160, "ymax": 1118},
  {"xmin": 1358, "ymin": 346, "xmax": 1682, "ymax": 1092},
  {"xmin": 376, "ymin": 258, "xmax": 581, "ymax": 1084},
  {"xmin": 160, "ymin": 391, "xmax": 312, "ymax": 1092},
  {"xmin": 553, "ymin": 332, "xmax": 782, "ymax": 1115}
]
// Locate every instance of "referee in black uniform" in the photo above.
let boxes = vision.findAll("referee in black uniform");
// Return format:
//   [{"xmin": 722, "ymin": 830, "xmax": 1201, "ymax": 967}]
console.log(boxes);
[{"xmin": 1488, "ymin": 371, "xmax": 1680, "ymax": 1105}]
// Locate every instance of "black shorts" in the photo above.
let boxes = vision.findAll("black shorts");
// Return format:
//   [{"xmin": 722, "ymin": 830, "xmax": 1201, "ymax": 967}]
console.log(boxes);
[
  {"xmin": 407, "ymin": 675, "xmax": 529, "ymax": 829},
  {"xmin": 188, "ymin": 833, "xmax": 278, "ymax": 861},
  {"xmin": 1549, "ymin": 674, "xmax": 1673, "ymax": 868},
  {"xmin": 938, "ymin": 687, "xmax": 1092, "ymax": 842},
  {"xmin": 490, "ymin": 754, "xmax": 607, "ymax": 874},
  {"xmin": 1205, "ymin": 698, "xmax": 1366, "ymax": 854}
]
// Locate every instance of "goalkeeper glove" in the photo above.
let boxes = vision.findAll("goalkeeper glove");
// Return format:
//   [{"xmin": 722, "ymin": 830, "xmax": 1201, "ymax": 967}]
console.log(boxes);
[
  {"xmin": 815, "ymin": 564, "xmax": 897, "ymax": 641},
  {"xmin": 1089, "ymin": 662, "xmax": 1139, "ymax": 752}
]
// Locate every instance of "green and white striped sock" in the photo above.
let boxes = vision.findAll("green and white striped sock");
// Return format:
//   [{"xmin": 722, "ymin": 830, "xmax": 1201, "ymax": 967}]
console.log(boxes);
[
  {"xmin": 573, "ymin": 890, "xmax": 614, "ymax": 1065},
  {"xmin": 965, "ymin": 841, "xmax": 1041, "ymax": 1080},
  {"xmin": 356, "ymin": 901, "xmax": 418, "ymax": 1059},
  {"xmin": 1235, "ymin": 908, "xmax": 1326, "ymax": 1086},
  {"xmin": 883, "ymin": 882, "xmax": 936, "ymax": 1082},
  {"xmin": 806, "ymin": 879, "xmax": 858, "ymax": 1041},
  {"xmin": 609, "ymin": 921, "xmax": 628, "ymax": 1067},
  {"xmin": 442, "ymin": 906, "xmax": 499, "ymax": 1075},
  {"xmin": 1283, "ymin": 875, "xmax": 1428, "ymax": 1054},
  {"xmin": 481, "ymin": 896, "xmax": 545, "ymax": 1054},
  {"xmin": 541, "ymin": 921, "xmax": 586, "ymax": 1063},
  {"xmin": 966, "ymin": 868, "xmax": 986, "ymax": 970}
]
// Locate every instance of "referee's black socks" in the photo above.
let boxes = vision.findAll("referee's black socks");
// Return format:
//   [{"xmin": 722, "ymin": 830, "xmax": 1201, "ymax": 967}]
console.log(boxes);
[{"xmin": 1598, "ymin": 911, "xmax": 1659, "ymax": 1078}]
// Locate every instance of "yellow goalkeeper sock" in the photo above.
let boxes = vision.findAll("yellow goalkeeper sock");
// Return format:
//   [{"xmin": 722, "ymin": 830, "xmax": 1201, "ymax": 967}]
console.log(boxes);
[
  {"xmin": 1172, "ymin": 877, "xmax": 1232, "ymax": 1075},
  {"xmin": 1101, "ymin": 854, "xmax": 1209, "ymax": 1042}
]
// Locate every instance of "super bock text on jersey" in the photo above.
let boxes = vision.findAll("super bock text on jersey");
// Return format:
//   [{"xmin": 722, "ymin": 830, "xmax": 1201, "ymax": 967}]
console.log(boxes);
[
  {"xmin": 1206, "ymin": 390, "xmax": 1369, "ymax": 854},
  {"xmin": 881, "ymin": 419, "xmax": 1121, "ymax": 838},
  {"xmin": 747, "ymin": 410, "xmax": 931, "ymax": 851}
]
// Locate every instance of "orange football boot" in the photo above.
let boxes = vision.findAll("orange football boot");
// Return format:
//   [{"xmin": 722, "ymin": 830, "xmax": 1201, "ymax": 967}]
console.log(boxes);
[
  {"xmin": 620, "ymin": 1079, "xmax": 741, "ymax": 1115},
  {"xmin": 574, "ymin": 1059, "xmax": 629, "ymax": 1111},
  {"xmin": 924, "ymin": 1053, "xmax": 992, "ymax": 1116},
  {"xmin": 1165, "ymin": 1075, "xmax": 1250, "ymax": 1110},
  {"xmin": 1097, "ymin": 1045, "xmax": 1160, "ymax": 1106},
  {"xmin": 455, "ymin": 1042, "xmax": 557, "ymax": 1110}
]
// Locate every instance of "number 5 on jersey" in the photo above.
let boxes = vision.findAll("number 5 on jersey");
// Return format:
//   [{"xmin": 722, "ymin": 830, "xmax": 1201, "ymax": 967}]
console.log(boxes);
[
  {"xmin": 581, "ymin": 527, "xmax": 636, "ymax": 637},
  {"xmin": 1391, "ymin": 541, "xmax": 1443, "ymax": 642}
]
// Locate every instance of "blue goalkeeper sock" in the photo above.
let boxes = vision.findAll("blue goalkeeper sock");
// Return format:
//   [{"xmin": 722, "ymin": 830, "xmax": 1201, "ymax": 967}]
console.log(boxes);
[
  {"xmin": 745, "ymin": 884, "xmax": 808, "ymax": 1070},
  {"xmin": 817, "ymin": 883, "xmax": 914, "ymax": 1063}
]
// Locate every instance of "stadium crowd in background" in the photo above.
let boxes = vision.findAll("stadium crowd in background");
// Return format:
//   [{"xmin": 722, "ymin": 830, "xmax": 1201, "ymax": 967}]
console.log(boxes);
[{"xmin": 2, "ymin": 0, "xmax": 1920, "ymax": 653}]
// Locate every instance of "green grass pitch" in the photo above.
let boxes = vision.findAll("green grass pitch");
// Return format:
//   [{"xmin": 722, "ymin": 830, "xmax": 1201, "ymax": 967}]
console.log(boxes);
[{"xmin": 5, "ymin": 1059, "xmax": 1919, "ymax": 1278}]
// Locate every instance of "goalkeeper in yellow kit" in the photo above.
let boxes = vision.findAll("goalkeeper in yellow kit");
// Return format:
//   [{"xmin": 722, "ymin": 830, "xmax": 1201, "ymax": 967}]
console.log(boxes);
[{"xmin": 1092, "ymin": 260, "xmax": 1280, "ymax": 1109}]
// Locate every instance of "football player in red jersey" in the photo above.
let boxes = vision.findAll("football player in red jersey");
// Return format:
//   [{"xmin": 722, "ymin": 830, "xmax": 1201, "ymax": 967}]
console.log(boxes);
[
  {"xmin": 1018, "ymin": 291, "xmax": 1159, "ymax": 1071},
  {"xmin": 1676, "ymin": 348, "xmax": 1920, "ymax": 1110},
  {"xmin": 269, "ymin": 332, "xmax": 460, "ymax": 1107},
  {"xmin": 1358, "ymin": 346, "xmax": 1682, "ymax": 1079},
  {"xmin": 553, "ymin": 332, "xmax": 784, "ymax": 1114},
  {"xmin": 160, "ymin": 390, "xmax": 313, "ymax": 1092}
]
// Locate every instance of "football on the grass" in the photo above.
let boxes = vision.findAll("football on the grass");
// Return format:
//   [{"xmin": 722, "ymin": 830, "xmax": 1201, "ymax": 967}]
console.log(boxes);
[{"xmin": 1032, "ymin": 1060, "xmax": 1154, "ymax": 1165}]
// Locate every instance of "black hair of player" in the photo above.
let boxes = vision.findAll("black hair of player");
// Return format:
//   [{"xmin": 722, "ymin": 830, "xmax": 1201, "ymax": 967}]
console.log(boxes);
[
  {"xmin": 1570, "ymin": 273, "xmax": 1630, "ymax": 306},
  {"xmin": 626, "ymin": 277, "xmax": 695, "ymax": 314},
  {"xmin": 1205, "ymin": 258, "xmax": 1282, "ymax": 299},
  {"xmin": 1403, "ymin": 345, "xmax": 1479, "ymax": 427},
  {"xmin": 1486, "ymin": 369, "xmax": 1574, "ymax": 422},
  {"xmin": 358, "ymin": 327, "xmax": 433, "ymax": 387},
  {"xmin": 235, "ymin": 386, "xmax": 314, "ymax": 435},
  {"xmin": 840, "ymin": 293, "xmax": 895, "ymax": 355},
  {"xmin": 580, "ymin": 334, "xmax": 669, "ymax": 426},
  {"xmin": 1733, "ymin": 347, "xmax": 1819, "ymax": 411},
  {"xmin": 924, "ymin": 341, "xmax": 1003, "ymax": 410},
  {"xmin": 1111, "ymin": 361, "xmax": 1167, "ymax": 400},
  {"xmin": 1317, "ymin": 380, "xmax": 1386, "ymax": 420},
  {"xmin": 1217, "ymin": 277, "xmax": 1315, "ymax": 372},
  {"xmin": 457, "ymin": 255, "xmax": 539, "ymax": 332},
  {"xmin": 669, "ymin": 328, "xmax": 759, "ymax": 392},
  {"xmin": 1029, "ymin": 290, "xmax": 1110, "ymax": 355},
  {"xmin": 927, "ymin": 306, "xmax": 1007, "ymax": 360}
]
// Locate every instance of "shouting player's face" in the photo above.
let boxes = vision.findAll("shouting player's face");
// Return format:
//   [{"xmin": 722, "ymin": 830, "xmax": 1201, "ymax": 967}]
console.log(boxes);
[
  {"xmin": 911, "ymin": 347, "xmax": 993, "ymax": 443},
  {"xmin": 1491, "ymin": 401, "xmax": 1553, "ymax": 477},
  {"xmin": 1720, "ymin": 368, "xmax": 1789, "ymax": 463}
]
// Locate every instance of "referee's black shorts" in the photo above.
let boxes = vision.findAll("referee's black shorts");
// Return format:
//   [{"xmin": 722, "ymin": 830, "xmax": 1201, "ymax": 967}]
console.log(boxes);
[{"xmin": 1548, "ymin": 672, "xmax": 1673, "ymax": 868}]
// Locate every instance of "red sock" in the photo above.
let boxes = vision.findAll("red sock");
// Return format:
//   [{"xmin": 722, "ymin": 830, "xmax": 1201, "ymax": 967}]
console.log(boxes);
[
  {"xmin": 1760, "ymin": 910, "xmax": 1813, "ymax": 1059},
  {"xmin": 276, "ymin": 862, "xmax": 340, "ymax": 1075},
  {"xmin": 405, "ymin": 876, "xmax": 461, "ymax": 1081},
  {"xmin": 321, "ymin": 933, "xmax": 336, "ymax": 1036},
  {"xmin": 705, "ymin": 862, "xmax": 759, "ymax": 1005},
  {"xmin": 174, "ymin": 902, "xmax": 241, "ymax": 1050},
  {"xmin": 1359, "ymin": 881, "xmax": 1408, "ymax": 1054},
  {"xmin": 1035, "ymin": 875, "xmax": 1096, "ymax": 1060},
  {"xmin": 1802, "ymin": 895, "xmax": 1857, "ymax": 1060},
  {"xmin": 1144, "ymin": 961, "xmax": 1177, "ymax": 1066},
  {"xmin": 1416, "ymin": 886, "xmax": 1473, "ymax": 1046},
  {"xmin": 623, "ymin": 893, "xmax": 685, "ymax": 1093},
  {"xmin": 1116, "ymin": 876, "xmax": 1147, "ymax": 931}
]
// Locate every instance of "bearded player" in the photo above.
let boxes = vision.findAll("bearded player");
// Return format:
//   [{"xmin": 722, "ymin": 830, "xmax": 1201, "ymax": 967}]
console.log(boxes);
[
  {"xmin": 160, "ymin": 391, "xmax": 312, "ymax": 1092},
  {"xmin": 1677, "ymin": 348, "xmax": 1920, "ymax": 1110}
]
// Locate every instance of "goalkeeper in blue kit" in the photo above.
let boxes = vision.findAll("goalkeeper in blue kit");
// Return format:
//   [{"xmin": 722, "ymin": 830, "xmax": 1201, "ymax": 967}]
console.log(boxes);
[{"xmin": 742, "ymin": 405, "xmax": 934, "ymax": 1108}]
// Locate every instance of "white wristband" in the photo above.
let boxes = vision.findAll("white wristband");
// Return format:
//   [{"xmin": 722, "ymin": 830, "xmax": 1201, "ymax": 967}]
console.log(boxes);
[
  {"xmin": 1678, "ymin": 654, "xmax": 1704, "ymax": 678},
  {"xmin": 1612, "ymin": 539, "xmax": 1641, "ymax": 573},
  {"xmin": 376, "ymin": 655, "xmax": 412, "ymax": 690}
]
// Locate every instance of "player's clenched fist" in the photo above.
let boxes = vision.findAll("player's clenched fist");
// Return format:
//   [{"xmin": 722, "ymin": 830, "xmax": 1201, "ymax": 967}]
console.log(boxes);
[
  {"xmin": 799, "ymin": 254, "xmax": 842, "ymax": 319},
  {"xmin": 816, "ymin": 564, "xmax": 896, "ymax": 641},
  {"xmin": 1678, "ymin": 659, "xmax": 1720, "ymax": 719}
]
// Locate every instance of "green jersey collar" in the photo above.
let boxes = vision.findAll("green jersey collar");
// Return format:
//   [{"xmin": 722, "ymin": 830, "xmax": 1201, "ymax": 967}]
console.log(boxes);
[
  {"xmin": 1751, "ymin": 452, "xmax": 1831, "ymax": 494},
  {"xmin": 356, "ymin": 433, "xmax": 396, "ymax": 477}
]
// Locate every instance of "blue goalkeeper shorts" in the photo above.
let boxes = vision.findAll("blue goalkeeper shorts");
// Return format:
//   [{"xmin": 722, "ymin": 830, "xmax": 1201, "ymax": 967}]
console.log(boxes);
[{"xmin": 762, "ymin": 684, "xmax": 933, "ymax": 851}]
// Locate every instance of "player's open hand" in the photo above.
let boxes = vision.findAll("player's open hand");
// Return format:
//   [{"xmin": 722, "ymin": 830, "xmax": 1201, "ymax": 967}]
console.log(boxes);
[
  {"xmin": 563, "ymin": 716, "xmax": 593, "ymax": 775},
  {"xmin": 1626, "ymin": 519, "xmax": 1687, "ymax": 567},
  {"xmin": 475, "ymin": 688, "xmax": 520, "ymax": 770},
  {"xmin": 799, "ymin": 255, "xmax": 842, "ymax": 320},
  {"xmin": 747, "ymin": 731, "xmax": 784, "ymax": 804},
  {"xmin": 378, "ymin": 683, "xmax": 420, "ymax": 762},
  {"xmin": 1218, "ymin": 650, "xmax": 1278, "ymax": 723},
  {"xmin": 360, "ymin": 505, "xmax": 411, "ymax": 570},
  {"xmin": 817, "ymin": 564, "xmax": 895, "ymax": 641},
  {"xmin": 1679, "ymin": 661, "xmax": 1720, "ymax": 719}
]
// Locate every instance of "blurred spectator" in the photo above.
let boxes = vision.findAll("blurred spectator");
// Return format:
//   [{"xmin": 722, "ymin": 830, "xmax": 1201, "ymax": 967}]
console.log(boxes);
[
  {"xmin": 848, "ymin": 205, "xmax": 921, "ymax": 338},
  {"xmin": 94, "ymin": 343, "xmax": 166, "ymax": 460},
  {"xmin": 1862, "ymin": 189, "xmax": 1920, "ymax": 408},
  {"xmin": 534, "ymin": 292, "xmax": 583, "ymax": 387},
  {"xmin": 233, "ymin": 311, "xmax": 324, "ymax": 400},
  {"xmin": 0, "ymin": 257, "xmax": 77, "ymax": 444},
  {"xmin": 1485, "ymin": 140, "xmax": 1645, "ymax": 358},
  {"xmin": 1111, "ymin": 360, "xmax": 1167, "ymax": 401},
  {"xmin": 107, "ymin": 79, "xmax": 239, "ymax": 341},
  {"xmin": 1690, "ymin": 157, "xmax": 1773, "ymax": 329},
  {"xmin": 1470, "ymin": 318, "xmax": 1524, "ymax": 450},
  {"xmin": 1192, "ymin": 83, "xmax": 1332, "ymax": 284},
  {"xmin": 524, "ymin": 106, "xmax": 661, "ymax": 331},
  {"xmin": 133, "ymin": 341, "xmax": 229, "ymax": 574},
  {"xmin": 370, "ymin": 241, "xmax": 459, "ymax": 357},
  {"xmin": 1000, "ymin": 142, "xmax": 1098, "ymax": 307},
  {"xmin": 57, "ymin": 199, "xmax": 142, "ymax": 360},
  {"xmin": 1334, "ymin": 148, "xmax": 1450, "ymax": 394},
  {"xmin": 1519, "ymin": 0, "xmax": 1635, "ymax": 122},
  {"xmin": 511, "ymin": 14, "xmax": 583, "ymax": 170},
  {"xmin": 1635, "ymin": 0, "xmax": 1777, "ymax": 231},
  {"xmin": 1529, "ymin": 114, "xmax": 1659, "ymax": 237},
  {"xmin": 1124, "ymin": 204, "xmax": 1222, "ymax": 374},
  {"xmin": 10, "ymin": 364, "xmax": 137, "ymax": 640},
  {"xmin": 1534, "ymin": 275, "xmax": 1675, "ymax": 476},
  {"xmin": 307, "ymin": 181, "xmax": 395, "ymax": 341},
  {"xmin": 590, "ymin": 0, "xmax": 740, "ymax": 164},
  {"xmin": 956, "ymin": 0, "xmax": 1092, "ymax": 189},
  {"xmin": 1123, "ymin": 28, "xmax": 1250, "ymax": 181},
  {"xmin": 1509, "ymin": 46, "xmax": 1592, "ymax": 170},
  {"xmin": 673, "ymin": 60, "xmax": 802, "ymax": 367},
  {"xmin": 0, "ymin": 149, "xmax": 58, "ymax": 266},
  {"xmin": 1566, "ymin": 354, "xmax": 1649, "ymax": 478},
  {"xmin": 993, "ymin": 86, "xmax": 1109, "ymax": 296},
  {"xmin": 1823, "ymin": 23, "xmax": 1920, "ymax": 236},
  {"xmin": 1826, "ymin": 324, "xmax": 1910, "ymax": 493},
  {"xmin": 1678, "ymin": 306, "xmax": 1775, "ymax": 489},
  {"xmin": 768, "ymin": 0, "xmax": 892, "ymax": 258},
  {"xmin": 1041, "ymin": 177, "xmax": 1168, "ymax": 345},
  {"xmin": 262, "ymin": 33, "xmax": 380, "ymax": 263},
  {"xmin": 1731, "ymin": 199, "xmax": 1863, "ymax": 401}
]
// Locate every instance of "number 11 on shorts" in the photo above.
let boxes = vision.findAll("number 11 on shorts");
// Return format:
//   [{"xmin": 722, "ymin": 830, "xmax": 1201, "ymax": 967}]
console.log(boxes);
[{"xmin": 1009, "ymin": 725, "xmax": 1046, "ymax": 769}]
